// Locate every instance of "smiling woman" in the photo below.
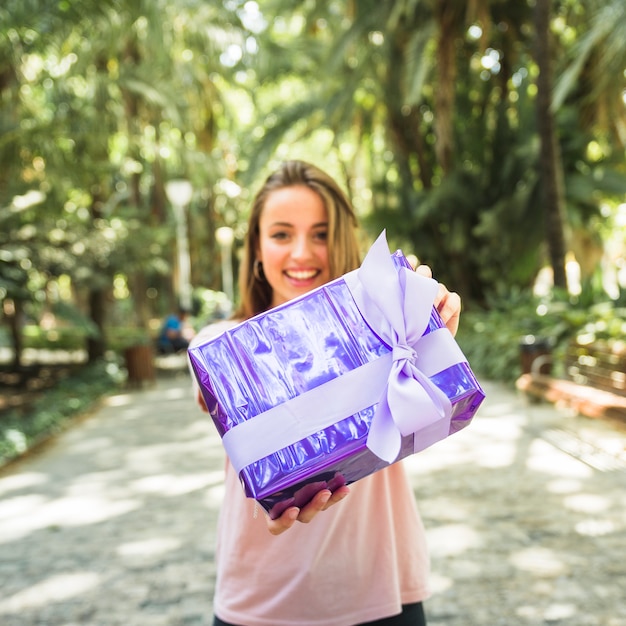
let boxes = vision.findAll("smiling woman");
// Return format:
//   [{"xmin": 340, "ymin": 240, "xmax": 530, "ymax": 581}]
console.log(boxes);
[{"xmin": 190, "ymin": 159, "xmax": 464, "ymax": 626}]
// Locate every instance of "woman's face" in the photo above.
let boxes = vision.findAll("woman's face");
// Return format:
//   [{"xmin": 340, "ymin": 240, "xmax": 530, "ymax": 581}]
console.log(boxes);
[{"xmin": 257, "ymin": 185, "xmax": 331, "ymax": 308}]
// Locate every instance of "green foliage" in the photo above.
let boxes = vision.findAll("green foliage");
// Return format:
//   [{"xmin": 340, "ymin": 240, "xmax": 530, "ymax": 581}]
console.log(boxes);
[
  {"xmin": 456, "ymin": 289, "xmax": 557, "ymax": 384},
  {"xmin": 456, "ymin": 286, "xmax": 626, "ymax": 384},
  {"xmin": 193, "ymin": 287, "xmax": 232, "ymax": 325},
  {"xmin": 105, "ymin": 326, "xmax": 155, "ymax": 351},
  {"xmin": 0, "ymin": 358, "xmax": 122, "ymax": 467},
  {"xmin": 49, "ymin": 301, "xmax": 101, "ymax": 337},
  {"xmin": 1, "ymin": 0, "xmax": 625, "ymax": 371},
  {"xmin": 240, "ymin": 0, "xmax": 625, "ymax": 309},
  {"xmin": 0, "ymin": 0, "xmax": 248, "ymax": 364},
  {"xmin": 21, "ymin": 325, "xmax": 89, "ymax": 351}
]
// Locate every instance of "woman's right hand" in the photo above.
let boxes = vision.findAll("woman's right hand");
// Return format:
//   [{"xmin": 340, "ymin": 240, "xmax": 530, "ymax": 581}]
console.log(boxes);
[{"xmin": 197, "ymin": 389, "xmax": 209, "ymax": 412}]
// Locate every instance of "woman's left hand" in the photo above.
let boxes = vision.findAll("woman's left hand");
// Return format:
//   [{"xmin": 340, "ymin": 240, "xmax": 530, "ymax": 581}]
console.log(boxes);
[
  {"xmin": 265, "ymin": 485, "xmax": 351, "ymax": 536},
  {"xmin": 415, "ymin": 265, "xmax": 461, "ymax": 336}
]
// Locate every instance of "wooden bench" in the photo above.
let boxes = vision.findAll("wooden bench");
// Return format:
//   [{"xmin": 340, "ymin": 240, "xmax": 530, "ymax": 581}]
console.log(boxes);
[{"xmin": 516, "ymin": 340, "xmax": 626, "ymax": 421}]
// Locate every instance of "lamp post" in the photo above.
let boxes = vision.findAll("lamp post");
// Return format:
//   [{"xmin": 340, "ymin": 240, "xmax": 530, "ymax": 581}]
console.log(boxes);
[
  {"xmin": 165, "ymin": 179, "xmax": 193, "ymax": 311},
  {"xmin": 215, "ymin": 226, "xmax": 235, "ymax": 307}
]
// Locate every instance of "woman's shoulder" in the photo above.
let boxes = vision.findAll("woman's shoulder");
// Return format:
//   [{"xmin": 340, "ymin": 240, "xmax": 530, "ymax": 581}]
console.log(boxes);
[{"xmin": 190, "ymin": 318, "xmax": 241, "ymax": 348}]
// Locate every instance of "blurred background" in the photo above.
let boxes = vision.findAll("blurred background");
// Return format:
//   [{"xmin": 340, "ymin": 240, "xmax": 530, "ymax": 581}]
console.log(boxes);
[{"xmin": 1, "ymin": 0, "xmax": 625, "ymax": 457}]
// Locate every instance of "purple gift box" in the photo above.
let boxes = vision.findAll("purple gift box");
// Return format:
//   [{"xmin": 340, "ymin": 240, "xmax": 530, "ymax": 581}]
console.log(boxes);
[{"xmin": 189, "ymin": 232, "xmax": 485, "ymax": 518}]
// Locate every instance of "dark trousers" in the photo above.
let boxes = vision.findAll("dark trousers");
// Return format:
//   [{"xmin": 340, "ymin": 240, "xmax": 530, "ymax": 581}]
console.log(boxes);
[
  {"xmin": 157, "ymin": 336, "xmax": 189, "ymax": 354},
  {"xmin": 213, "ymin": 602, "xmax": 427, "ymax": 626}
]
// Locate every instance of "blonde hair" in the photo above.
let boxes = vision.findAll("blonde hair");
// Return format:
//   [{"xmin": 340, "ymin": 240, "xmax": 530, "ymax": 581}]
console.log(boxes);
[{"xmin": 234, "ymin": 160, "xmax": 360, "ymax": 320}]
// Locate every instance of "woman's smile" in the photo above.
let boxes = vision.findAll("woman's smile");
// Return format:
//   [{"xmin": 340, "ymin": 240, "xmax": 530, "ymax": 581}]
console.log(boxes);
[{"xmin": 284, "ymin": 267, "xmax": 321, "ymax": 282}]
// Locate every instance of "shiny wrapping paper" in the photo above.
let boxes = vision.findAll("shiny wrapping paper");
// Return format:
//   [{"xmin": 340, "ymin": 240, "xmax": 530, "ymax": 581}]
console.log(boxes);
[{"xmin": 189, "ymin": 233, "xmax": 485, "ymax": 518}]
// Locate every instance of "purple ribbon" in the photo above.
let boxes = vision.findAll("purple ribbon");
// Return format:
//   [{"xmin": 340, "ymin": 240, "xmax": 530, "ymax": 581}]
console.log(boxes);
[{"xmin": 344, "ymin": 230, "xmax": 457, "ymax": 462}]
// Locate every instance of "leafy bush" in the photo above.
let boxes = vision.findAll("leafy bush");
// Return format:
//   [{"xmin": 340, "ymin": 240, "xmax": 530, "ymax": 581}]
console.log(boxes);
[
  {"xmin": 0, "ymin": 358, "xmax": 122, "ymax": 467},
  {"xmin": 22, "ymin": 325, "xmax": 90, "ymax": 351},
  {"xmin": 455, "ymin": 287, "xmax": 626, "ymax": 384},
  {"xmin": 105, "ymin": 326, "xmax": 156, "ymax": 352}
]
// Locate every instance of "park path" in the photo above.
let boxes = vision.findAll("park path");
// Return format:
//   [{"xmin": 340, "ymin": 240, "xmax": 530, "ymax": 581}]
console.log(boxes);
[{"xmin": 0, "ymin": 369, "xmax": 625, "ymax": 626}]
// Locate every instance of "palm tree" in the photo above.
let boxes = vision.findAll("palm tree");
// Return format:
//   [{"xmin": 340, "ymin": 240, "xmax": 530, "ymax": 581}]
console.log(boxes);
[
  {"xmin": 553, "ymin": 0, "xmax": 626, "ymax": 150},
  {"xmin": 537, "ymin": 0, "xmax": 626, "ymax": 289},
  {"xmin": 200, "ymin": 0, "xmax": 624, "ymax": 303},
  {"xmin": 1, "ymin": 0, "xmax": 247, "ymax": 363}
]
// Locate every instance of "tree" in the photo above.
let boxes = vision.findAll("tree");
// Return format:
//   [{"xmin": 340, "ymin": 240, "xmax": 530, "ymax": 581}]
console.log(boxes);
[
  {"xmin": 0, "ymin": 0, "xmax": 246, "ymax": 365},
  {"xmin": 238, "ymin": 0, "xmax": 543, "ymax": 300},
  {"xmin": 235, "ymin": 0, "xmax": 626, "ymax": 305}
]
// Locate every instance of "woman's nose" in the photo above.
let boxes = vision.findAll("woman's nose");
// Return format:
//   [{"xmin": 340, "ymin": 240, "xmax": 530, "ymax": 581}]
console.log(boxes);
[{"xmin": 290, "ymin": 235, "xmax": 312, "ymax": 260}]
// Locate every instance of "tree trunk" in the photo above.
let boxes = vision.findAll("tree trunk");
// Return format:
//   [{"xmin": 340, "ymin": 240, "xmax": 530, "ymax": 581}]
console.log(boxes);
[
  {"xmin": 535, "ymin": 0, "xmax": 568, "ymax": 289},
  {"xmin": 385, "ymin": 28, "xmax": 433, "ymax": 190},
  {"xmin": 389, "ymin": 107, "xmax": 433, "ymax": 191},
  {"xmin": 87, "ymin": 287, "xmax": 107, "ymax": 362},
  {"xmin": 7, "ymin": 298, "xmax": 24, "ymax": 370},
  {"xmin": 87, "ymin": 181, "xmax": 109, "ymax": 362},
  {"xmin": 433, "ymin": 0, "xmax": 458, "ymax": 175},
  {"xmin": 151, "ymin": 154, "xmax": 167, "ymax": 224}
]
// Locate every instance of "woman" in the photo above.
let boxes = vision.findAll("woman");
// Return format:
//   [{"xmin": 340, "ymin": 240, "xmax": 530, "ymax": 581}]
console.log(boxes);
[{"xmin": 192, "ymin": 160, "xmax": 461, "ymax": 626}]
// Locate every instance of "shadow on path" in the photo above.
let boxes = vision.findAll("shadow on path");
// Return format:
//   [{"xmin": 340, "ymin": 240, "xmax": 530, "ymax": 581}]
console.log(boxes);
[{"xmin": 0, "ymin": 377, "xmax": 624, "ymax": 625}]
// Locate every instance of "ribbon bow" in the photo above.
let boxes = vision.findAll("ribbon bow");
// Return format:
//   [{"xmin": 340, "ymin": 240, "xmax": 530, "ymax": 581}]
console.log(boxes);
[{"xmin": 344, "ymin": 231, "xmax": 454, "ymax": 463}]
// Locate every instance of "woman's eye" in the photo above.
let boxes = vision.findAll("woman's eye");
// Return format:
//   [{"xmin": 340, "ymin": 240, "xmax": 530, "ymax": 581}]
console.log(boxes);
[
  {"xmin": 270, "ymin": 231, "xmax": 289, "ymax": 240},
  {"xmin": 314, "ymin": 231, "xmax": 328, "ymax": 242}
]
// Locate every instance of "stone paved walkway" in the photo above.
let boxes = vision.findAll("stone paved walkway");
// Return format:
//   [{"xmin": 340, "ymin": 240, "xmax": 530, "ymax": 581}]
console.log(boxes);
[{"xmin": 0, "ymin": 373, "xmax": 624, "ymax": 626}]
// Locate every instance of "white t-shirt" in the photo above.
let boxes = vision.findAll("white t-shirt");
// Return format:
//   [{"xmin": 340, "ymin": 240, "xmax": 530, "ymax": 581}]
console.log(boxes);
[{"xmin": 191, "ymin": 322, "xmax": 431, "ymax": 626}]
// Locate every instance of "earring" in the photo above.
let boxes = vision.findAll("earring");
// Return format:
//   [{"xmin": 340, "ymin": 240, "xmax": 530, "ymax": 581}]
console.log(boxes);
[{"xmin": 253, "ymin": 259, "xmax": 264, "ymax": 282}]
